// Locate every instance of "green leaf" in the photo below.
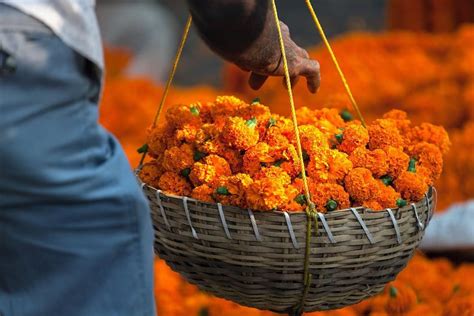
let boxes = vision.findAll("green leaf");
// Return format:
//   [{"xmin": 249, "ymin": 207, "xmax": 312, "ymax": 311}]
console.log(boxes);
[
  {"xmin": 246, "ymin": 117, "xmax": 257, "ymax": 128},
  {"xmin": 273, "ymin": 159, "xmax": 284, "ymax": 167},
  {"xmin": 325, "ymin": 199, "xmax": 338, "ymax": 212},
  {"xmin": 335, "ymin": 133, "xmax": 344, "ymax": 144},
  {"xmin": 137, "ymin": 143, "xmax": 148, "ymax": 154},
  {"xmin": 408, "ymin": 157, "xmax": 417, "ymax": 172},
  {"xmin": 268, "ymin": 117, "xmax": 277, "ymax": 128},
  {"xmin": 453, "ymin": 284, "xmax": 461, "ymax": 293},
  {"xmin": 180, "ymin": 168, "xmax": 191, "ymax": 178},
  {"xmin": 381, "ymin": 175, "xmax": 393, "ymax": 186},
  {"xmin": 251, "ymin": 97, "xmax": 261, "ymax": 104},
  {"xmin": 216, "ymin": 186, "xmax": 230, "ymax": 195},
  {"xmin": 193, "ymin": 150, "xmax": 207, "ymax": 161},
  {"xmin": 198, "ymin": 307, "xmax": 209, "ymax": 316},
  {"xmin": 389, "ymin": 286, "xmax": 398, "ymax": 298},
  {"xmin": 340, "ymin": 109, "xmax": 353, "ymax": 122},
  {"xmin": 302, "ymin": 150, "xmax": 310, "ymax": 162},
  {"xmin": 294, "ymin": 194, "xmax": 307, "ymax": 205},
  {"xmin": 396, "ymin": 198, "xmax": 407, "ymax": 208},
  {"xmin": 190, "ymin": 105, "xmax": 200, "ymax": 116}
]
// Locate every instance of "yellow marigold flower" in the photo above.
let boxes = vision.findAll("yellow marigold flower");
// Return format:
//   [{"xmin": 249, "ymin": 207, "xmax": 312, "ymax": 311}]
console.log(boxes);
[
  {"xmin": 338, "ymin": 122, "xmax": 369, "ymax": 154},
  {"xmin": 221, "ymin": 116, "xmax": 259, "ymax": 150},
  {"xmin": 162, "ymin": 144, "xmax": 194, "ymax": 173},
  {"xmin": 158, "ymin": 172, "xmax": 192, "ymax": 196}
]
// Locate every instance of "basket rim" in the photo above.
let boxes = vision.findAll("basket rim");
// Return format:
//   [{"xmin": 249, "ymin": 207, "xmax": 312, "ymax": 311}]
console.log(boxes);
[{"xmin": 138, "ymin": 177, "xmax": 436, "ymax": 217}]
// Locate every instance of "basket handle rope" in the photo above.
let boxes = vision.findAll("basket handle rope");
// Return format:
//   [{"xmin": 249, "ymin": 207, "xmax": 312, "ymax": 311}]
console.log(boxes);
[
  {"xmin": 138, "ymin": 15, "xmax": 193, "ymax": 166},
  {"xmin": 304, "ymin": 0, "xmax": 366, "ymax": 127},
  {"xmin": 269, "ymin": 1, "xmax": 318, "ymax": 315}
]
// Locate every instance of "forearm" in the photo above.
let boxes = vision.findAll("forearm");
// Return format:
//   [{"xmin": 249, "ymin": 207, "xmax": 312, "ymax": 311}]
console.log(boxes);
[{"xmin": 186, "ymin": 0, "xmax": 279, "ymax": 69}]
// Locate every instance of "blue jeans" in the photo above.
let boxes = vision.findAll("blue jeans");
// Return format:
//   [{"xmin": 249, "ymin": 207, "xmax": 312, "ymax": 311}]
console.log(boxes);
[{"xmin": 0, "ymin": 5, "xmax": 155, "ymax": 316}]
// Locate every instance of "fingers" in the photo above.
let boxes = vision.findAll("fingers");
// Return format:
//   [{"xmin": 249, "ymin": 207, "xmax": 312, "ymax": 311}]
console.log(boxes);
[
  {"xmin": 299, "ymin": 59, "xmax": 321, "ymax": 93},
  {"xmin": 249, "ymin": 72, "xmax": 269, "ymax": 90}
]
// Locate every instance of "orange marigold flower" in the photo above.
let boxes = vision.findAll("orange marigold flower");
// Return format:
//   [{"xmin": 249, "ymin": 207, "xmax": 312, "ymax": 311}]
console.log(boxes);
[
  {"xmin": 385, "ymin": 146, "xmax": 410, "ymax": 178},
  {"xmin": 246, "ymin": 178, "xmax": 288, "ymax": 211},
  {"xmin": 408, "ymin": 142, "xmax": 443, "ymax": 184},
  {"xmin": 146, "ymin": 124, "xmax": 176, "ymax": 158},
  {"xmin": 338, "ymin": 123, "xmax": 369, "ymax": 154},
  {"xmin": 211, "ymin": 95, "xmax": 246, "ymax": 124},
  {"xmin": 281, "ymin": 184, "xmax": 305, "ymax": 212},
  {"xmin": 237, "ymin": 102, "xmax": 272, "ymax": 138},
  {"xmin": 254, "ymin": 166, "xmax": 291, "ymax": 186},
  {"xmin": 214, "ymin": 173, "xmax": 253, "ymax": 208},
  {"xmin": 363, "ymin": 200, "xmax": 383, "ymax": 210},
  {"xmin": 191, "ymin": 184, "xmax": 215, "ymax": 203},
  {"xmin": 310, "ymin": 182, "xmax": 350, "ymax": 212},
  {"xmin": 350, "ymin": 147, "xmax": 389, "ymax": 178},
  {"xmin": 409, "ymin": 122, "xmax": 451, "ymax": 154},
  {"xmin": 165, "ymin": 104, "xmax": 202, "ymax": 129},
  {"xmin": 393, "ymin": 171, "xmax": 428, "ymax": 201},
  {"xmin": 189, "ymin": 154, "xmax": 231, "ymax": 186},
  {"xmin": 139, "ymin": 162, "xmax": 164, "ymax": 188},
  {"xmin": 368, "ymin": 118, "xmax": 405, "ymax": 150},
  {"xmin": 242, "ymin": 142, "xmax": 275, "ymax": 176},
  {"xmin": 345, "ymin": 168, "xmax": 378, "ymax": 202},
  {"xmin": 299, "ymin": 125, "xmax": 329, "ymax": 153},
  {"xmin": 307, "ymin": 149, "xmax": 330, "ymax": 183},
  {"xmin": 280, "ymin": 145, "xmax": 302, "ymax": 178},
  {"xmin": 221, "ymin": 116, "xmax": 259, "ymax": 150},
  {"xmin": 375, "ymin": 180, "xmax": 401, "ymax": 209},
  {"xmin": 158, "ymin": 172, "xmax": 192, "ymax": 196},
  {"xmin": 383, "ymin": 109, "xmax": 411, "ymax": 135},
  {"xmin": 162, "ymin": 143, "xmax": 194, "ymax": 173},
  {"xmin": 385, "ymin": 282, "xmax": 417, "ymax": 315},
  {"xmin": 327, "ymin": 149, "xmax": 353, "ymax": 183},
  {"xmin": 443, "ymin": 295, "xmax": 474, "ymax": 316}
]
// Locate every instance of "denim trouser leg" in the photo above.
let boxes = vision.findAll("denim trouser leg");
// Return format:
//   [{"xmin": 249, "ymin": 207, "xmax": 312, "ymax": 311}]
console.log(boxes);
[{"xmin": 0, "ymin": 6, "xmax": 155, "ymax": 316}]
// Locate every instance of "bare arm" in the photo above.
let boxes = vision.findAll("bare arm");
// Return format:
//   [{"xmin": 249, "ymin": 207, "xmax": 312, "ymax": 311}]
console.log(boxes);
[{"xmin": 186, "ymin": 0, "xmax": 320, "ymax": 93}]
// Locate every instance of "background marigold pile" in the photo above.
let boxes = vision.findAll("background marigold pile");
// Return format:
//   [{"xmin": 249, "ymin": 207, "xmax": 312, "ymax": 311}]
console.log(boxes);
[
  {"xmin": 154, "ymin": 253, "xmax": 474, "ymax": 316},
  {"xmin": 139, "ymin": 96, "xmax": 449, "ymax": 212}
]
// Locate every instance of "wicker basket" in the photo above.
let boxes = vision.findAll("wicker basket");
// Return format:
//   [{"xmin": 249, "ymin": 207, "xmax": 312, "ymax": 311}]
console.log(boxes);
[{"xmin": 142, "ymin": 179, "xmax": 435, "ymax": 313}]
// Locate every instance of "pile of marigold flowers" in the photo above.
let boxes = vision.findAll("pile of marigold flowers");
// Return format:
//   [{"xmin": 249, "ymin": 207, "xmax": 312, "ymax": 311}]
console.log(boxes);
[
  {"xmin": 139, "ymin": 96, "xmax": 449, "ymax": 212},
  {"xmin": 154, "ymin": 253, "xmax": 474, "ymax": 316}
]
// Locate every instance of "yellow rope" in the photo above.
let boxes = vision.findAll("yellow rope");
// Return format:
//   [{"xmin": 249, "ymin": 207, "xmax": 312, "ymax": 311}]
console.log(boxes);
[
  {"xmin": 270, "ymin": 1, "xmax": 318, "ymax": 314},
  {"xmin": 152, "ymin": 14, "xmax": 193, "ymax": 127},
  {"xmin": 138, "ymin": 15, "xmax": 192, "ymax": 167},
  {"xmin": 304, "ymin": 0, "xmax": 366, "ymax": 127}
]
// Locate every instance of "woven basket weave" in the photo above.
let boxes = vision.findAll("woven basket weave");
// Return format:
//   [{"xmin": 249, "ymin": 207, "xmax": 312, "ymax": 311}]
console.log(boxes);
[{"xmin": 142, "ymin": 180, "xmax": 434, "ymax": 313}]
